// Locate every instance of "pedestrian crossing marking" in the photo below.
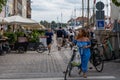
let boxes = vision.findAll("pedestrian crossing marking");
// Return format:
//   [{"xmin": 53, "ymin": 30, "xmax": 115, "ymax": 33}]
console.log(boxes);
[
  {"xmin": 67, "ymin": 76, "xmax": 116, "ymax": 80},
  {"xmin": 0, "ymin": 76, "xmax": 116, "ymax": 80}
]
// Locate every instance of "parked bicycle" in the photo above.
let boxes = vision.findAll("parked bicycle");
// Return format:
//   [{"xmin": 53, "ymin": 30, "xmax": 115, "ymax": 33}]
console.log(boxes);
[
  {"xmin": 64, "ymin": 39, "xmax": 104, "ymax": 80},
  {"xmin": 90, "ymin": 39, "xmax": 104, "ymax": 72},
  {"xmin": 102, "ymin": 35, "xmax": 116, "ymax": 61},
  {"xmin": 17, "ymin": 42, "xmax": 46, "ymax": 53},
  {"xmin": 11, "ymin": 37, "xmax": 47, "ymax": 53},
  {"xmin": 0, "ymin": 38, "xmax": 11, "ymax": 55}
]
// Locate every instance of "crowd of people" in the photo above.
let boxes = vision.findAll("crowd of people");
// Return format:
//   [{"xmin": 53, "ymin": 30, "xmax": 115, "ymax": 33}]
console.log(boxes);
[
  {"xmin": 45, "ymin": 26, "xmax": 95, "ymax": 51},
  {"xmin": 44, "ymin": 27, "xmax": 95, "ymax": 78},
  {"xmin": 0, "ymin": 26, "xmax": 94, "ymax": 78}
]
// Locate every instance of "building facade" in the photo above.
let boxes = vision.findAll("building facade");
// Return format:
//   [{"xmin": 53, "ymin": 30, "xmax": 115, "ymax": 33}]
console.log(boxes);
[
  {"xmin": 16, "ymin": 0, "xmax": 22, "ymax": 16},
  {"xmin": 22, "ymin": 0, "xmax": 27, "ymax": 17},
  {"xmin": 5, "ymin": 0, "xmax": 14, "ymax": 17},
  {"xmin": 0, "ymin": 0, "xmax": 31, "ymax": 18},
  {"xmin": 67, "ymin": 17, "xmax": 88, "ymax": 28},
  {"xmin": 0, "ymin": 7, "xmax": 5, "ymax": 17},
  {"xmin": 26, "ymin": 0, "xmax": 31, "ymax": 18}
]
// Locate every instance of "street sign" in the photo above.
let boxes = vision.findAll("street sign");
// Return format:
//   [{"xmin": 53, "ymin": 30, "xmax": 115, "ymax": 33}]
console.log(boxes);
[
  {"xmin": 96, "ymin": 1, "xmax": 105, "ymax": 30},
  {"xmin": 96, "ymin": 10, "xmax": 104, "ymax": 19},
  {"xmin": 96, "ymin": 20, "xmax": 105, "ymax": 30},
  {"xmin": 96, "ymin": 1, "xmax": 104, "ymax": 10}
]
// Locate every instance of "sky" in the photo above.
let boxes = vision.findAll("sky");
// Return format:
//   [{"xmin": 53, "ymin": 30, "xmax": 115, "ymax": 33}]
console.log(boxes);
[{"xmin": 31, "ymin": 0, "xmax": 110, "ymax": 23}]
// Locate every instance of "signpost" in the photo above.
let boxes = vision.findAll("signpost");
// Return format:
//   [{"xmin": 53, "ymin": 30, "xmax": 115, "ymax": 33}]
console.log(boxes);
[
  {"xmin": 96, "ymin": 1, "xmax": 105, "ymax": 30},
  {"xmin": 96, "ymin": 1, "xmax": 104, "ymax": 10},
  {"xmin": 96, "ymin": 20, "xmax": 105, "ymax": 30}
]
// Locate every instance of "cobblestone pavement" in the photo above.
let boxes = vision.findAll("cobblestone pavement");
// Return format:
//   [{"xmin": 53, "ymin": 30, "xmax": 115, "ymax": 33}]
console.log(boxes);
[{"xmin": 0, "ymin": 37, "xmax": 120, "ymax": 80}]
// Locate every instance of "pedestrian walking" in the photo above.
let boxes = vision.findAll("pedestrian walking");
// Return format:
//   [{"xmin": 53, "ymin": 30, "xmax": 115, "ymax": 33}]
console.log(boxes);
[
  {"xmin": 56, "ymin": 27, "xmax": 64, "ymax": 50},
  {"xmin": 62, "ymin": 28, "xmax": 68, "ymax": 47},
  {"xmin": 87, "ymin": 28, "xmax": 95, "ymax": 39},
  {"xmin": 45, "ymin": 28, "xmax": 53, "ymax": 54},
  {"xmin": 68, "ymin": 29, "xmax": 75, "ymax": 42},
  {"xmin": 74, "ymin": 28, "xmax": 91, "ymax": 78}
]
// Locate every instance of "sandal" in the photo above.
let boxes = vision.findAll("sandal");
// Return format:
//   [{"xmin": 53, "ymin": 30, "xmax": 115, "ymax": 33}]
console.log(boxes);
[{"xmin": 83, "ymin": 73, "xmax": 87, "ymax": 78}]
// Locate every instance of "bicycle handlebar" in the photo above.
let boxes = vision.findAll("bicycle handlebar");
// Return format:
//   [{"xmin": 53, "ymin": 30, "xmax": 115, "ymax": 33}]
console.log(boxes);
[{"xmin": 104, "ymin": 35, "xmax": 112, "ymax": 40}]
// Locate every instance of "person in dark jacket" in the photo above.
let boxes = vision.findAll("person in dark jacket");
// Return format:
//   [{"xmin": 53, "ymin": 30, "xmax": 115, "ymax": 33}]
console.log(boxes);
[{"xmin": 45, "ymin": 28, "xmax": 53, "ymax": 53}]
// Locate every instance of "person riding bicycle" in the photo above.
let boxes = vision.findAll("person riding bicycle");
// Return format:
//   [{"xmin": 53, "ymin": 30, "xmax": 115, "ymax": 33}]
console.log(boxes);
[
  {"xmin": 73, "ymin": 28, "xmax": 91, "ymax": 78},
  {"xmin": 45, "ymin": 28, "xmax": 53, "ymax": 54}
]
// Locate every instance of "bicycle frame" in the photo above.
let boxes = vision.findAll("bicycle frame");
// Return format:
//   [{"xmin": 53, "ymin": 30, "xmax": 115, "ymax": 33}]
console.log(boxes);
[
  {"xmin": 106, "ymin": 39, "xmax": 114, "ymax": 52},
  {"xmin": 103, "ymin": 36, "xmax": 116, "ymax": 60},
  {"xmin": 90, "ymin": 45, "xmax": 104, "ymax": 72}
]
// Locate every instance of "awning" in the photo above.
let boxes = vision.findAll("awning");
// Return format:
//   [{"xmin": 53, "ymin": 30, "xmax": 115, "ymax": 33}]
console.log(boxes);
[
  {"xmin": 0, "ymin": 17, "xmax": 8, "ymax": 24},
  {"xmin": 22, "ymin": 23, "xmax": 46, "ymax": 30},
  {"xmin": 4, "ymin": 15, "xmax": 38, "ymax": 25}
]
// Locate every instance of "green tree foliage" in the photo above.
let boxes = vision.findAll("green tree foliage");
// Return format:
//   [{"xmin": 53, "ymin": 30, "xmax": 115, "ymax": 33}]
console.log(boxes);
[
  {"xmin": 112, "ymin": 0, "xmax": 120, "ymax": 7},
  {"xmin": 40, "ymin": 20, "xmax": 67, "ymax": 28},
  {"xmin": 4, "ymin": 32, "xmax": 17, "ymax": 44},
  {"xmin": 40, "ymin": 20, "xmax": 50, "ymax": 28},
  {"xmin": 0, "ymin": 0, "xmax": 7, "ymax": 12},
  {"xmin": 51, "ymin": 21, "xmax": 57, "ymax": 28}
]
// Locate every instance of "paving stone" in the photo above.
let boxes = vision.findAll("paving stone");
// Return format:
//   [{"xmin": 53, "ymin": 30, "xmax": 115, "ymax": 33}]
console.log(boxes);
[{"xmin": 0, "ymin": 36, "xmax": 119, "ymax": 79}]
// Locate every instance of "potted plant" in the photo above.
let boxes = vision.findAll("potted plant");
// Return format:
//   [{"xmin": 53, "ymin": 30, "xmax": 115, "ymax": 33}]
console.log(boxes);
[{"xmin": 4, "ymin": 32, "xmax": 17, "ymax": 44}]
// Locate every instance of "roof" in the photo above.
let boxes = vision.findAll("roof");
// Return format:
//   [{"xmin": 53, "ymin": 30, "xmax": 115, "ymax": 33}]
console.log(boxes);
[
  {"xmin": 76, "ymin": 17, "xmax": 88, "ymax": 21},
  {"xmin": 67, "ymin": 17, "xmax": 88, "ymax": 23}
]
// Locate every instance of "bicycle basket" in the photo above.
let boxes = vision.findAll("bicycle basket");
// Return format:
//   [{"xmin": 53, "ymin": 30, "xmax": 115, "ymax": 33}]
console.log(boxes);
[{"xmin": 71, "ymin": 50, "xmax": 81, "ymax": 67}]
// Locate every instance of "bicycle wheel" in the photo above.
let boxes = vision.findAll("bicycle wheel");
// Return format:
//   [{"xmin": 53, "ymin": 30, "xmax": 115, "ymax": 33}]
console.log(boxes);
[
  {"xmin": 64, "ymin": 62, "xmax": 73, "ymax": 80},
  {"xmin": 111, "ymin": 51, "xmax": 116, "ymax": 60},
  {"xmin": 102, "ymin": 45, "xmax": 112, "ymax": 61},
  {"xmin": 18, "ymin": 47, "xmax": 25, "ymax": 53},
  {"xmin": 93, "ymin": 48, "xmax": 104, "ymax": 72},
  {"xmin": 36, "ymin": 43, "xmax": 45, "ymax": 53},
  {"xmin": 64, "ymin": 50, "xmax": 77, "ymax": 80}
]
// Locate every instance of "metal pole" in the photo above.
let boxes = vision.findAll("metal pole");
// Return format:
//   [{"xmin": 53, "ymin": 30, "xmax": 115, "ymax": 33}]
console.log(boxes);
[
  {"xmin": 87, "ymin": 0, "xmax": 90, "ymax": 27},
  {"xmin": 107, "ymin": 0, "xmax": 109, "ymax": 19},
  {"xmin": 82, "ymin": 0, "xmax": 84, "ymax": 27},
  {"xmin": 57, "ymin": 17, "xmax": 59, "ymax": 28},
  {"xmin": 93, "ymin": 0, "xmax": 95, "ymax": 26},
  {"xmin": 74, "ymin": 8, "xmax": 76, "ymax": 27},
  {"xmin": 117, "ymin": 20, "xmax": 120, "ymax": 49},
  {"xmin": 93, "ymin": 6, "xmax": 95, "ymax": 26},
  {"xmin": 106, "ymin": 0, "xmax": 109, "ymax": 26},
  {"xmin": 61, "ymin": 12, "xmax": 62, "ymax": 27}
]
